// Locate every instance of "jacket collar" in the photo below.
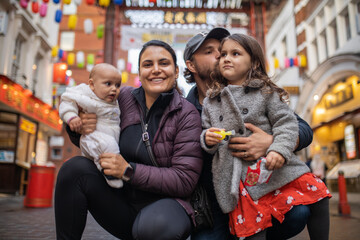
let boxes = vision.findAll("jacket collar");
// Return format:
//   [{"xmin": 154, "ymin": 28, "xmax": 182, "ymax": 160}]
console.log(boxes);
[{"xmin": 186, "ymin": 85, "xmax": 202, "ymax": 114}]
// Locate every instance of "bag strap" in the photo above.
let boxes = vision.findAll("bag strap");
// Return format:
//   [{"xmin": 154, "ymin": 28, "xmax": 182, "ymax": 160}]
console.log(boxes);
[{"xmin": 140, "ymin": 116, "xmax": 159, "ymax": 167}]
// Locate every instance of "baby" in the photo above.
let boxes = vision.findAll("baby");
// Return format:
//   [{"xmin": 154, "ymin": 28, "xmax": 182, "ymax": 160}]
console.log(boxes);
[{"xmin": 59, "ymin": 63, "xmax": 123, "ymax": 188}]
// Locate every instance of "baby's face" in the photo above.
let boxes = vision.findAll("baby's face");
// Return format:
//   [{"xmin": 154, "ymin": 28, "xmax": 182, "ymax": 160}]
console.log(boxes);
[{"xmin": 90, "ymin": 70, "xmax": 121, "ymax": 103}]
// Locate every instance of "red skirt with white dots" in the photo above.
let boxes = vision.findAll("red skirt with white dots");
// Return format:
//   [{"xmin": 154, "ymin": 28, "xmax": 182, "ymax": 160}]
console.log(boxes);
[{"xmin": 228, "ymin": 173, "xmax": 331, "ymax": 238}]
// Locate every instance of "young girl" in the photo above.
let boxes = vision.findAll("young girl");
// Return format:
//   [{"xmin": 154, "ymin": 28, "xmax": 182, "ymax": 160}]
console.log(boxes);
[{"xmin": 200, "ymin": 34, "xmax": 331, "ymax": 239}]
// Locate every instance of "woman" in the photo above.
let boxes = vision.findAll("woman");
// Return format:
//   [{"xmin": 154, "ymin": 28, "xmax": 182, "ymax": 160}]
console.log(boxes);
[{"xmin": 55, "ymin": 40, "xmax": 203, "ymax": 240}]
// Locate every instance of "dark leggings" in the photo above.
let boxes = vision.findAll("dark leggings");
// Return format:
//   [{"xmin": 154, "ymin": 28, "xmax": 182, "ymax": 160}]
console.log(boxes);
[
  {"xmin": 55, "ymin": 156, "xmax": 192, "ymax": 240},
  {"xmin": 265, "ymin": 197, "xmax": 330, "ymax": 240}
]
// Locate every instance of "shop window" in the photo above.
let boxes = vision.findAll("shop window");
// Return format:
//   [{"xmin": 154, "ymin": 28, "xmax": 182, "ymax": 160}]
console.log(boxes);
[
  {"xmin": 51, "ymin": 148, "xmax": 63, "ymax": 160},
  {"xmin": 60, "ymin": 32, "xmax": 75, "ymax": 51},
  {"xmin": 0, "ymin": 112, "xmax": 17, "ymax": 163}
]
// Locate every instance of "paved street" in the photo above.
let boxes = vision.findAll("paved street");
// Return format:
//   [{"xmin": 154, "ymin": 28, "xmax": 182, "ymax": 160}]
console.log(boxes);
[{"xmin": 0, "ymin": 192, "xmax": 359, "ymax": 239}]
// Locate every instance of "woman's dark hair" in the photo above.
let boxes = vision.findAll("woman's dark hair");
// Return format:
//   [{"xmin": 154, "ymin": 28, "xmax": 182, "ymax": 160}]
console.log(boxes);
[
  {"xmin": 138, "ymin": 40, "xmax": 182, "ymax": 94},
  {"xmin": 138, "ymin": 40, "xmax": 178, "ymax": 69},
  {"xmin": 208, "ymin": 34, "xmax": 289, "ymax": 102}
]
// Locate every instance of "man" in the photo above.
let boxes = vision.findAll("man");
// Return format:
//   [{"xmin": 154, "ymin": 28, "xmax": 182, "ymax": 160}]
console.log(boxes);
[{"xmin": 184, "ymin": 28, "xmax": 313, "ymax": 240}]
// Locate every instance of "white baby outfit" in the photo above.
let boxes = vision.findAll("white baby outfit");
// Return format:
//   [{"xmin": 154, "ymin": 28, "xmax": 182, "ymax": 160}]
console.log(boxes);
[{"xmin": 59, "ymin": 83, "xmax": 122, "ymax": 188}]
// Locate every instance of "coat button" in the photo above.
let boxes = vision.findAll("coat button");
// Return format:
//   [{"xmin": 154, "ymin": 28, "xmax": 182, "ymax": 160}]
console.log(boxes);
[
  {"xmin": 238, "ymin": 129, "xmax": 244, "ymax": 134},
  {"xmin": 244, "ymin": 87, "xmax": 250, "ymax": 94},
  {"xmin": 242, "ymin": 108, "xmax": 249, "ymax": 114},
  {"xmin": 217, "ymin": 95, "xmax": 221, "ymax": 102},
  {"xmin": 219, "ymin": 115, "xmax": 223, "ymax": 121}
]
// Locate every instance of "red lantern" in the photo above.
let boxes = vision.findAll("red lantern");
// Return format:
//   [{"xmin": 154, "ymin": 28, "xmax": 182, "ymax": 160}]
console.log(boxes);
[
  {"xmin": 86, "ymin": 0, "xmax": 95, "ymax": 5},
  {"xmin": 32, "ymin": 1, "xmax": 39, "ymax": 13},
  {"xmin": 43, "ymin": 0, "xmax": 50, "ymax": 2},
  {"xmin": 53, "ymin": 63, "xmax": 68, "ymax": 84}
]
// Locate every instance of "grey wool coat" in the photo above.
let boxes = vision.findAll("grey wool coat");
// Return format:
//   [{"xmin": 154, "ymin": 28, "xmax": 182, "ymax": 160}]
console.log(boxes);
[{"xmin": 200, "ymin": 80, "xmax": 310, "ymax": 213}]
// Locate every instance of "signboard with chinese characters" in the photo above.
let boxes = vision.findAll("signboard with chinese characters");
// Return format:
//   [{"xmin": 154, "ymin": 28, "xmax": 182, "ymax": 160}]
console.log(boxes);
[
  {"xmin": 120, "ymin": 26, "xmax": 247, "ymax": 50},
  {"xmin": 0, "ymin": 75, "xmax": 62, "ymax": 133}
]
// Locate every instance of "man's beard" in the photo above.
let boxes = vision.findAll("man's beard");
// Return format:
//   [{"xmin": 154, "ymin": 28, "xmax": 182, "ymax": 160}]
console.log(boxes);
[{"xmin": 194, "ymin": 62, "xmax": 213, "ymax": 84}]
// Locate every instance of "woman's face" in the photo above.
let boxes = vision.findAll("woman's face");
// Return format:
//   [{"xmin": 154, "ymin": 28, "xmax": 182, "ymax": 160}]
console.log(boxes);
[{"xmin": 139, "ymin": 46, "xmax": 179, "ymax": 100}]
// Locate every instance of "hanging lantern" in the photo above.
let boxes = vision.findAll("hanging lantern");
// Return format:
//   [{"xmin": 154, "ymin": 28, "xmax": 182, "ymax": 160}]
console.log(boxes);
[
  {"xmin": 274, "ymin": 57, "xmax": 279, "ymax": 69},
  {"xmin": 289, "ymin": 58, "xmax": 294, "ymax": 67},
  {"xmin": 43, "ymin": 0, "xmax": 50, "ymax": 2},
  {"xmin": 76, "ymin": 51, "xmax": 85, "ymax": 68},
  {"xmin": 121, "ymin": 72, "xmax": 128, "ymax": 84},
  {"xmin": 32, "ymin": 1, "xmax": 39, "ymax": 13},
  {"xmin": 67, "ymin": 52, "xmax": 75, "ymax": 65},
  {"xmin": 87, "ymin": 54, "xmax": 94, "ymax": 65},
  {"xmin": 293, "ymin": 57, "xmax": 299, "ymax": 66},
  {"xmin": 126, "ymin": 62, "xmax": 132, "ymax": 72},
  {"xmin": 39, "ymin": 3, "xmax": 47, "ymax": 17},
  {"xmin": 114, "ymin": 0, "xmax": 123, "ymax": 5},
  {"xmin": 63, "ymin": 0, "xmax": 72, "ymax": 4},
  {"xmin": 96, "ymin": 24, "xmax": 104, "ymax": 39},
  {"xmin": 117, "ymin": 59, "xmax": 125, "ymax": 71},
  {"xmin": 74, "ymin": 0, "xmax": 82, "ymax": 5},
  {"xmin": 68, "ymin": 15, "xmax": 77, "ymax": 30},
  {"xmin": 134, "ymin": 76, "xmax": 141, "ymax": 87},
  {"xmin": 284, "ymin": 57, "xmax": 290, "ymax": 68},
  {"xmin": 149, "ymin": 0, "xmax": 156, "ymax": 3},
  {"xmin": 53, "ymin": 63, "xmax": 68, "ymax": 84},
  {"xmin": 55, "ymin": 9, "xmax": 62, "ymax": 23},
  {"xmin": 99, "ymin": 0, "xmax": 110, "ymax": 7},
  {"xmin": 51, "ymin": 46, "xmax": 59, "ymax": 58},
  {"xmin": 61, "ymin": 51, "xmax": 67, "ymax": 62},
  {"xmin": 20, "ymin": 0, "xmax": 29, "ymax": 9},
  {"xmin": 299, "ymin": 55, "xmax": 307, "ymax": 67},
  {"xmin": 58, "ymin": 49, "xmax": 64, "ymax": 59},
  {"xmin": 86, "ymin": 0, "xmax": 95, "ymax": 5},
  {"xmin": 95, "ymin": 50, "xmax": 104, "ymax": 64},
  {"xmin": 53, "ymin": 0, "xmax": 60, "ymax": 4},
  {"xmin": 84, "ymin": 19, "xmax": 93, "ymax": 34}
]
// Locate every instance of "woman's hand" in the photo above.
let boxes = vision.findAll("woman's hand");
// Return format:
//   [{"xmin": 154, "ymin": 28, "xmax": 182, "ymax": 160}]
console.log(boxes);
[
  {"xmin": 229, "ymin": 123, "xmax": 273, "ymax": 161},
  {"xmin": 79, "ymin": 112, "xmax": 97, "ymax": 135},
  {"xmin": 266, "ymin": 151, "xmax": 285, "ymax": 170},
  {"xmin": 205, "ymin": 127, "xmax": 224, "ymax": 146},
  {"xmin": 99, "ymin": 153, "xmax": 128, "ymax": 179}
]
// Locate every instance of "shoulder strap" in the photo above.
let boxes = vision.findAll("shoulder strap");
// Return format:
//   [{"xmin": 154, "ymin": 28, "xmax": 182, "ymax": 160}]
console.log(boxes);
[{"xmin": 140, "ymin": 116, "xmax": 159, "ymax": 167}]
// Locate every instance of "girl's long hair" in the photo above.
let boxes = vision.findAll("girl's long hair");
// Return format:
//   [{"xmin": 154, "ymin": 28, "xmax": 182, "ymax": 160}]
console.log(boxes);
[{"xmin": 208, "ymin": 34, "xmax": 289, "ymax": 102}]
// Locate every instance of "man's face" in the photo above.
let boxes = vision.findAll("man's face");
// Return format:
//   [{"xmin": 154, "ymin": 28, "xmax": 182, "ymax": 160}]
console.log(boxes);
[{"xmin": 191, "ymin": 38, "xmax": 221, "ymax": 81}]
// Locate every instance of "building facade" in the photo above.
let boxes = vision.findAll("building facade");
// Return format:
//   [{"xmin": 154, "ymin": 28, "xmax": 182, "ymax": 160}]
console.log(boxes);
[
  {"xmin": 267, "ymin": 0, "xmax": 360, "ymax": 191},
  {"xmin": 0, "ymin": 0, "xmax": 62, "ymax": 194}
]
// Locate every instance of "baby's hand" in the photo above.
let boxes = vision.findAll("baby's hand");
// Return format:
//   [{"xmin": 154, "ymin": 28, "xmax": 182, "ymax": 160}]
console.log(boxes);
[
  {"xmin": 205, "ymin": 128, "xmax": 224, "ymax": 146},
  {"xmin": 69, "ymin": 116, "xmax": 82, "ymax": 133},
  {"xmin": 265, "ymin": 151, "xmax": 285, "ymax": 170}
]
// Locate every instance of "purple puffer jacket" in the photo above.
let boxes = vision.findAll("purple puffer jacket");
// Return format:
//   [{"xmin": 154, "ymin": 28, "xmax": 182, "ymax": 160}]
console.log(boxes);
[{"xmin": 118, "ymin": 86, "xmax": 203, "ymax": 224}]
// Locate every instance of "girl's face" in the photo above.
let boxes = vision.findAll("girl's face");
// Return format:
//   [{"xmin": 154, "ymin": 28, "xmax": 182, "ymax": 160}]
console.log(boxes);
[
  {"xmin": 219, "ymin": 39, "xmax": 252, "ymax": 85},
  {"xmin": 139, "ymin": 46, "xmax": 179, "ymax": 103}
]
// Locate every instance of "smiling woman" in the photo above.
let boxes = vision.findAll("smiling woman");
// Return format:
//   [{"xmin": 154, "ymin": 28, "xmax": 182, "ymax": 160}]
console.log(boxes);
[
  {"xmin": 55, "ymin": 40, "xmax": 203, "ymax": 240},
  {"xmin": 138, "ymin": 40, "xmax": 180, "ymax": 109}
]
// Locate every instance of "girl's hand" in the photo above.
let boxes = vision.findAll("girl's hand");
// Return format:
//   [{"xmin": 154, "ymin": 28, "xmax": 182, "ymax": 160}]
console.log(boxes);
[
  {"xmin": 265, "ymin": 151, "xmax": 285, "ymax": 170},
  {"xmin": 99, "ymin": 153, "xmax": 128, "ymax": 179},
  {"xmin": 205, "ymin": 127, "xmax": 224, "ymax": 146},
  {"xmin": 79, "ymin": 112, "xmax": 97, "ymax": 135}
]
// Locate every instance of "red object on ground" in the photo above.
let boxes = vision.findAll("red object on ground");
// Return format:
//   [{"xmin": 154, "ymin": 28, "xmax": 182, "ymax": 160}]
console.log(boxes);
[
  {"xmin": 338, "ymin": 170, "xmax": 351, "ymax": 215},
  {"xmin": 24, "ymin": 164, "xmax": 55, "ymax": 208}
]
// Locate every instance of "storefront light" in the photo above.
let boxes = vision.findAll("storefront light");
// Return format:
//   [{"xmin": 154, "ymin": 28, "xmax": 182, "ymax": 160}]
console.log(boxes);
[
  {"xmin": 315, "ymin": 107, "xmax": 325, "ymax": 115},
  {"xmin": 66, "ymin": 70, "xmax": 72, "ymax": 77},
  {"xmin": 35, "ymin": 103, "xmax": 40, "ymax": 108},
  {"xmin": 313, "ymin": 94, "xmax": 319, "ymax": 101},
  {"xmin": 59, "ymin": 119, "xmax": 63, "ymax": 125},
  {"xmin": 2, "ymin": 84, "xmax": 8, "ymax": 89},
  {"xmin": 32, "ymin": 64, "xmax": 37, "ymax": 70}
]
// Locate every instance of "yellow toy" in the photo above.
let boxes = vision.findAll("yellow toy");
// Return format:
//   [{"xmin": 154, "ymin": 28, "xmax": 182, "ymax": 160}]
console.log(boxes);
[{"xmin": 214, "ymin": 130, "xmax": 235, "ymax": 140}]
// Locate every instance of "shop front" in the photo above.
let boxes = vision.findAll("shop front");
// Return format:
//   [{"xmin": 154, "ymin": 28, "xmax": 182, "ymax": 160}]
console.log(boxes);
[
  {"xmin": 296, "ymin": 54, "xmax": 360, "ymax": 192},
  {"xmin": 0, "ymin": 75, "xmax": 62, "ymax": 195}
]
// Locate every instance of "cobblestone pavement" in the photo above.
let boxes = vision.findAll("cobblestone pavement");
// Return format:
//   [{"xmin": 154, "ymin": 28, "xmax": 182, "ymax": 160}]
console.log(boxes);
[{"xmin": 0, "ymin": 192, "xmax": 359, "ymax": 239}]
